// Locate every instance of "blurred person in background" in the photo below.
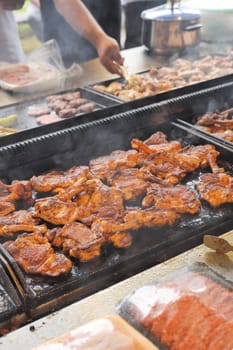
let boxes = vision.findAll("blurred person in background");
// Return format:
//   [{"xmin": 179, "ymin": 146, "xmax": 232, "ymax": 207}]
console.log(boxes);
[
  {"xmin": 122, "ymin": 0, "xmax": 166, "ymax": 48},
  {"xmin": 39, "ymin": 0, "xmax": 123, "ymax": 74},
  {"xmin": 0, "ymin": 0, "xmax": 25, "ymax": 63},
  {"xmin": 26, "ymin": 0, "xmax": 43, "ymax": 42}
]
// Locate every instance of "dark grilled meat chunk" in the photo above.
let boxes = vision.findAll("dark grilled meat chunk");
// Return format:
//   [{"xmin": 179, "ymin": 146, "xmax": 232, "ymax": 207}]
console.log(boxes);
[
  {"xmin": 92, "ymin": 206, "xmax": 179, "ymax": 235},
  {"xmin": 89, "ymin": 150, "xmax": 138, "ymax": 180},
  {"xmin": 142, "ymin": 183, "xmax": 201, "ymax": 214},
  {"xmin": 0, "ymin": 180, "xmax": 32, "ymax": 202},
  {"xmin": 196, "ymin": 172, "xmax": 233, "ymax": 207},
  {"xmin": 33, "ymin": 197, "xmax": 80, "ymax": 225},
  {"xmin": 107, "ymin": 168, "xmax": 152, "ymax": 201},
  {"xmin": 31, "ymin": 166, "xmax": 90, "ymax": 193},
  {"xmin": 0, "ymin": 202, "xmax": 15, "ymax": 216},
  {"xmin": 46, "ymin": 222, "xmax": 105, "ymax": 262},
  {"xmin": 0, "ymin": 210, "xmax": 47, "ymax": 237},
  {"xmin": 3, "ymin": 233, "xmax": 72, "ymax": 277}
]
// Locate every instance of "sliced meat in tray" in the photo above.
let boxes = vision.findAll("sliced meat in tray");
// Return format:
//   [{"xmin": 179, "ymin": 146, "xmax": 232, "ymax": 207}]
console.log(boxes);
[{"xmin": 0, "ymin": 87, "xmax": 120, "ymax": 147}]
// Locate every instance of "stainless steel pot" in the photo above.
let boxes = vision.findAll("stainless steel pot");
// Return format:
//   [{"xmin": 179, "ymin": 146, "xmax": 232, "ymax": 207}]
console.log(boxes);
[{"xmin": 141, "ymin": 3, "xmax": 202, "ymax": 55}]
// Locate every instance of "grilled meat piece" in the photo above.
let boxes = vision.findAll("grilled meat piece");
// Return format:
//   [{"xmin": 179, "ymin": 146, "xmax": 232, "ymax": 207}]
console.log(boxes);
[
  {"xmin": 0, "ymin": 202, "xmax": 15, "ymax": 216},
  {"xmin": 46, "ymin": 222, "xmax": 105, "ymax": 262},
  {"xmin": 123, "ymin": 207, "xmax": 180, "ymax": 228},
  {"xmin": 196, "ymin": 172, "xmax": 233, "ymax": 207},
  {"xmin": 178, "ymin": 145, "xmax": 222, "ymax": 173},
  {"xmin": 0, "ymin": 180, "xmax": 32, "ymax": 202},
  {"xmin": 27, "ymin": 105, "xmax": 51, "ymax": 117},
  {"xmin": 31, "ymin": 166, "xmax": 90, "ymax": 193},
  {"xmin": 92, "ymin": 206, "xmax": 179, "ymax": 235},
  {"xmin": 197, "ymin": 108, "xmax": 233, "ymax": 129},
  {"xmin": 89, "ymin": 150, "xmax": 138, "ymax": 180},
  {"xmin": 36, "ymin": 114, "xmax": 62, "ymax": 125},
  {"xmin": 56, "ymin": 179, "xmax": 125, "ymax": 225},
  {"xmin": 33, "ymin": 197, "xmax": 80, "ymax": 225},
  {"xmin": 138, "ymin": 143, "xmax": 222, "ymax": 185},
  {"xmin": 140, "ymin": 157, "xmax": 187, "ymax": 185},
  {"xmin": 142, "ymin": 183, "xmax": 201, "ymax": 214},
  {"xmin": 131, "ymin": 136, "xmax": 181, "ymax": 155},
  {"xmin": 3, "ymin": 233, "xmax": 72, "ymax": 277},
  {"xmin": 107, "ymin": 168, "xmax": 152, "ymax": 201},
  {"xmin": 0, "ymin": 210, "xmax": 47, "ymax": 237}
]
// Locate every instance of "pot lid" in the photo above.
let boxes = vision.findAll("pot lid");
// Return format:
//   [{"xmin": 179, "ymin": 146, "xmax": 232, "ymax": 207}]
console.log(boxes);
[
  {"xmin": 141, "ymin": 4, "xmax": 200, "ymax": 21},
  {"xmin": 184, "ymin": 0, "xmax": 233, "ymax": 11}
]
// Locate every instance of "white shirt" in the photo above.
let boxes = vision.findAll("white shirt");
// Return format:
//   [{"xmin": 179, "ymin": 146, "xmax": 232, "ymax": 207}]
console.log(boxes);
[{"xmin": 0, "ymin": 9, "xmax": 25, "ymax": 63}]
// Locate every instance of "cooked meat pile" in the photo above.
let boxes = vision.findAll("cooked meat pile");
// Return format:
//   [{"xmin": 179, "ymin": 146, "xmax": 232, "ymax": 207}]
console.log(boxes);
[
  {"xmin": 0, "ymin": 131, "xmax": 232, "ymax": 277},
  {"xmin": 122, "ymin": 270, "xmax": 233, "ymax": 350},
  {"xmin": 94, "ymin": 55, "xmax": 233, "ymax": 101},
  {"xmin": 196, "ymin": 107, "xmax": 233, "ymax": 142},
  {"xmin": 27, "ymin": 91, "xmax": 99, "ymax": 125}
]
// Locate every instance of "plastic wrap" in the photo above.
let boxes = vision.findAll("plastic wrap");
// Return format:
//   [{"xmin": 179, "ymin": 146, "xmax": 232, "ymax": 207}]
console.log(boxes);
[
  {"xmin": 0, "ymin": 40, "xmax": 82, "ymax": 94},
  {"xmin": 32, "ymin": 315, "xmax": 159, "ymax": 350},
  {"xmin": 117, "ymin": 262, "xmax": 233, "ymax": 350}
]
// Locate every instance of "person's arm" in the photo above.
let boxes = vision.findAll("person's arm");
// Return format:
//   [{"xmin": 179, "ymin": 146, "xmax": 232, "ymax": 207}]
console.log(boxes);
[
  {"xmin": 54, "ymin": 0, "xmax": 124, "ymax": 75},
  {"xmin": 0, "ymin": 0, "xmax": 25, "ymax": 10}
]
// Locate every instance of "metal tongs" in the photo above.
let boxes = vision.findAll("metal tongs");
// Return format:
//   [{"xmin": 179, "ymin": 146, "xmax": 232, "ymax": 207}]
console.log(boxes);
[
  {"xmin": 203, "ymin": 235, "xmax": 233, "ymax": 254},
  {"xmin": 119, "ymin": 65, "xmax": 142, "ymax": 87}
]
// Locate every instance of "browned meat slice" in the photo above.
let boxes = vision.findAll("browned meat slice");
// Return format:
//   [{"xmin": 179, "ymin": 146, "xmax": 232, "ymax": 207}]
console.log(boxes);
[
  {"xmin": 36, "ymin": 114, "xmax": 62, "ymax": 125},
  {"xmin": 178, "ymin": 144, "xmax": 222, "ymax": 173},
  {"xmin": 0, "ymin": 201, "xmax": 15, "ymax": 216},
  {"xmin": 197, "ymin": 108, "xmax": 233, "ymax": 129},
  {"xmin": 27, "ymin": 105, "xmax": 51, "ymax": 117},
  {"xmin": 138, "ymin": 143, "xmax": 222, "ymax": 185},
  {"xmin": 76, "ymin": 102, "xmax": 96, "ymax": 113},
  {"xmin": 212, "ymin": 130, "xmax": 233, "ymax": 142},
  {"xmin": 61, "ymin": 91, "xmax": 81, "ymax": 101},
  {"xmin": 3, "ymin": 233, "xmax": 72, "ymax": 277},
  {"xmin": 143, "ymin": 131, "xmax": 171, "ymax": 145},
  {"xmin": 131, "ymin": 137, "xmax": 181, "ymax": 155},
  {"xmin": 107, "ymin": 168, "xmax": 150, "ymax": 201},
  {"xmin": 140, "ymin": 158, "xmax": 187, "ymax": 186},
  {"xmin": 142, "ymin": 183, "xmax": 201, "ymax": 214},
  {"xmin": 0, "ymin": 180, "xmax": 32, "ymax": 202},
  {"xmin": 68, "ymin": 98, "xmax": 88, "ymax": 108},
  {"xmin": 0, "ymin": 209, "xmax": 47, "ymax": 237},
  {"xmin": 31, "ymin": 166, "xmax": 90, "ymax": 193},
  {"xmin": 46, "ymin": 222, "xmax": 105, "ymax": 262},
  {"xmin": 58, "ymin": 108, "xmax": 77, "ymax": 118},
  {"xmin": 123, "ymin": 206, "xmax": 180, "ymax": 228},
  {"xmin": 56, "ymin": 179, "xmax": 125, "ymax": 225},
  {"xmin": 33, "ymin": 197, "xmax": 80, "ymax": 225},
  {"xmin": 92, "ymin": 206, "xmax": 179, "ymax": 235},
  {"xmin": 196, "ymin": 172, "xmax": 233, "ymax": 207},
  {"xmin": 89, "ymin": 150, "xmax": 138, "ymax": 180},
  {"xmin": 107, "ymin": 231, "xmax": 132, "ymax": 248}
]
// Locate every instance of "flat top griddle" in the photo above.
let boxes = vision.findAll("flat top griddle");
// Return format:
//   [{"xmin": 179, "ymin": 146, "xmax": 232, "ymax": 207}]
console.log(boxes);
[
  {"xmin": 1, "ymin": 81, "xmax": 233, "ymax": 331},
  {"xmin": 0, "ymin": 87, "xmax": 120, "ymax": 147}
]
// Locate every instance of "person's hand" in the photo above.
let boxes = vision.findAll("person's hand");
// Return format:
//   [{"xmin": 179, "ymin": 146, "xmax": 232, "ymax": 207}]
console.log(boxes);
[
  {"xmin": 96, "ymin": 34, "xmax": 124, "ymax": 76},
  {"xmin": 0, "ymin": 0, "xmax": 25, "ymax": 10}
]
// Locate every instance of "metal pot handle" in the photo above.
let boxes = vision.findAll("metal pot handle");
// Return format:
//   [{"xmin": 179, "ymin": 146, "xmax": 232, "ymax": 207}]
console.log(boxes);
[{"xmin": 183, "ymin": 23, "xmax": 202, "ymax": 31}]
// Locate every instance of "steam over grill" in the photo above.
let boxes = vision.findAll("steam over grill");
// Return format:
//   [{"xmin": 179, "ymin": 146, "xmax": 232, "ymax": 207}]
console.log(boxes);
[{"xmin": 0, "ymin": 76, "xmax": 233, "ymax": 336}]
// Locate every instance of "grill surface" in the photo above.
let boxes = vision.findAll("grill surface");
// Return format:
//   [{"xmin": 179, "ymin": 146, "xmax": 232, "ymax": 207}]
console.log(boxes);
[{"xmin": 1, "ymin": 80, "xmax": 233, "ymax": 332}]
